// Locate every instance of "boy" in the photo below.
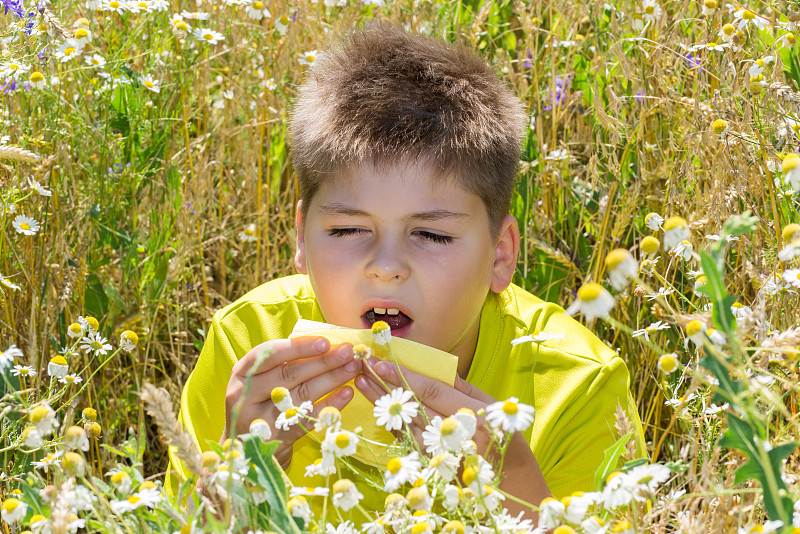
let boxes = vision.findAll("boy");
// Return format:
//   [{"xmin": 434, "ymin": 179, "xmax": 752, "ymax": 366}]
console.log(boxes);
[{"xmin": 168, "ymin": 23, "xmax": 646, "ymax": 514}]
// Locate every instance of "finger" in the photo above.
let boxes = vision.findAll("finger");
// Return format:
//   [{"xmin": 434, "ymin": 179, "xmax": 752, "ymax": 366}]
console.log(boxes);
[
  {"xmin": 232, "ymin": 336, "xmax": 331, "ymax": 377},
  {"xmin": 289, "ymin": 357, "xmax": 363, "ymax": 404},
  {"xmin": 367, "ymin": 357, "xmax": 484, "ymax": 415},
  {"xmin": 237, "ymin": 343, "xmax": 356, "ymax": 404},
  {"xmin": 454, "ymin": 375, "xmax": 495, "ymax": 404}
]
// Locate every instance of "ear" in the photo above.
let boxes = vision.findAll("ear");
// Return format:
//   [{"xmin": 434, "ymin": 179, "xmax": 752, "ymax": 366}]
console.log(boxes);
[
  {"xmin": 294, "ymin": 200, "xmax": 308, "ymax": 274},
  {"xmin": 490, "ymin": 215, "xmax": 520, "ymax": 293}
]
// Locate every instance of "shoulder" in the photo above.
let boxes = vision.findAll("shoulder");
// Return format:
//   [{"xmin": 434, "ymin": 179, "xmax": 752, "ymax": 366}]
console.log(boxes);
[{"xmin": 212, "ymin": 274, "xmax": 322, "ymax": 341}]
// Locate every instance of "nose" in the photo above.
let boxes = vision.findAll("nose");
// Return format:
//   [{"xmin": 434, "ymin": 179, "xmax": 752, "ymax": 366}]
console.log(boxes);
[{"xmin": 365, "ymin": 238, "xmax": 410, "ymax": 281}]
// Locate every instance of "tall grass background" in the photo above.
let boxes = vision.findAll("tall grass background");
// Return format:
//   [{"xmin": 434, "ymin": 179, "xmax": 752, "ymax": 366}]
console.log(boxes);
[{"xmin": 2, "ymin": 0, "xmax": 800, "ymax": 528}]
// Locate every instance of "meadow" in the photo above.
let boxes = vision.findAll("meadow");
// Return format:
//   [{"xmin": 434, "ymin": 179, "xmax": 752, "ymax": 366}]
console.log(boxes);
[{"xmin": 2, "ymin": 0, "xmax": 800, "ymax": 531}]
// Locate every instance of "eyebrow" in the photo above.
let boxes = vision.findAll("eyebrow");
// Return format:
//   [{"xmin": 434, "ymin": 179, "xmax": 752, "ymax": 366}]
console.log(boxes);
[{"xmin": 318, "ymin": 202, "xmax": 470, "ymax": 222}]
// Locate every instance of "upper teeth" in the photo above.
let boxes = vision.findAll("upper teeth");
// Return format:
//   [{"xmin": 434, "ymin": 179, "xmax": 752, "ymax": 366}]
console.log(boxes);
[{"xmin": 374, "ymin": 308, "xmax": 399, "ymax": 315}]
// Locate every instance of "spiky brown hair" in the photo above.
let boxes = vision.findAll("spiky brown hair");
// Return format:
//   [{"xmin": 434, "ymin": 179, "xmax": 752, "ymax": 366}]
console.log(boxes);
[{"xmin": 289, "ymin": 23, "xmax": 527, "ymax": 238}]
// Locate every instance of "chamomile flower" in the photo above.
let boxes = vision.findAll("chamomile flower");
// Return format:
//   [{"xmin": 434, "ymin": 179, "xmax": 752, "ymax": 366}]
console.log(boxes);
[
  {"xmin": 289, "ymin": 486, "xmax": 330, "ymax": 498},
  {"xmin": 326, "ymin": 520, "xmax": 356, "ymax": 534},
  {"xmin": 11, "ymin": 364, "xmax": 36, "ymax": 377},
  {"xmin": 730, "ymin": 302, "xmax": 753, "ymax": 322},
  {"xmin": 1, "ymin": 498, "xmax": 27, "ymax": 524},
  {"xmin": 644, "ymin": 286, "xmax": 675, "ymax": 300},
  {"xmin": 287, "ymin": 496, "xmax": 312, "ymax": 522},
  {"xmin": 81, "ymin": 331, "xmax": 113, "ymax": 356},
  {"xmin": 48, "ymin": 355, "xmax": 69, "ymax": 377},
  {"xmin": 427, "ymin": 452, "xmax": 460, "ymax": 482},
  {"xmin": 72, "ymin": 26, "xmax": 92, "ymax": 46},
  {"xmin": 238, "ymin": 223, "xmax": 258, "ymax": 242},
  {"xmin": 170, "ymin": 14, "xmax": 190, "ymax": 35},
  {"xmin": 0, "ymin": 274, "xmax": 21, "ymax": 291},
  {"xmin": 12, "ymin": 214, "xmax": 40, "ymax": 236},
  {"xmin": 662, "ymin": 216, "xmax": 690, "ymax": 250},
  {"xmin": 246, "ymin": 0, "xmax": 269, "ymax": 20},
  {"xmin": 383, "ymin": 452, "xmax": 422, "ymax": 492},
  {"xmin": 672, "ymin": 240, "xmax": 693, "ymax": 261},
  {"xmin": 684, "ymin": 319, "xmax": 707, "ymax": 347},
  {"xmin": 59, "ymin": 373, "xmax": 83, "ymax": 386},
  {"xmin": 249, "ymin": 418, "xmax": 272, "ymax": 440},
  {"xmin": 102, "ymin": 0, "xmax": 127, "ymax": 13},
  {"xmin": 323, "ymin": 427, "xmax": 359, "ymax": 457},
  {"xmin": 0, "ymin": 344, "xmax": 23, "ymax": 369},
  {"xmin": 374, "ymin": 387, "xmax": 419, "ymax": 431},
  {"xmin": 511, "ymin": 331, "xmax": 565, "ymax": 345},
  {"xmin": 711, "ymin": 118, "xmax": 728, "ymax": 136},
  {"xmin": 566, "ymin": 283, "xmax": 615, "ymax": 321},
  {"xmin": 407, "ymin": 485, "xmax": 433, "ymax": 512},
  {"xmin": 313, "ymin": 406, "xmax": 341, "ymax": 432},
  {"xmin": 332, "ymin": 478, "xmax": 363, "ymax": 511},
  {"xmin": 64, "ymin": 425, "xmax": 90, "ymax": 451},
  {"xmin": 664, "ymin": 393, "xmax": 697, "ymax": 408},
  {"xmin": 783, "ymin": 268, "xmax": 800, "ymax": 289},
  {"xmin": 605, "ymin": 248, "xmax": 638, "ymax": 290},
  {"xmin": 538, "ymin": 497, "xmax": 566, "ymax": 529},
  {"xmin": 372, "ymin": 320, "xmax": 391, "ymax": 345},
  {"xmin": 485, "ymin": 397, "xmax": 535, "ymax": 432},
  {"xmin": 297, "ymin": 50, "xmax": 318, "ymax": 66},
  {"xmin": 120, "ymin": 330, "xmax": 138, "ymax": 352},
  {"xmin": 2, "ymin": 61, "xmax": 29, "ymax": 80},
  {"xmin": 640, "ymin": 0, "xmax": 662, "ymax": 22},
  {"xmin": 706, "ymin": 328, "xmax": 727, "ymax": 347},
  {"xmin": 108, "ymin": 470, "xmax": 133, "ymax": 492},
  {"xmin": 783, "ymin": 154, "xmax": 800, "ymax": 190},
  {"xmin": 275, "ymin": 400, "xmax": 312, "ymax": 430},
  {"xmin": 22, "ymin": 425, "xmax": 43, "ymax": 447},
  {"xmin": 193, "ymin": 27, "xmax": 225, "ymax": 44},
  {"xmin": 139, "ymin": 75, "xmax": 160, "ymax": 93},
  {"xmin": 274, "ymin": 14, "xmax": 290, "ymax": 35},
  {"xmin": 641, "ymin": 235, "xmax": 660, "ymax": 255},
  {"xmin": 657, "ymin": 353, "xmax": 680, "ymax": 374},
  {"xmin": 632, "ymin": 320, "xmax": 670, "ymax": 341},
  {"xmin": 733, "ymin": 7, "xmax": 769, "ymax": 30},
  {"xmin": 423, "ymin": 416, "xmax": 465, "ymax": 455},
  {"xmin": 32, "ymin": 450, "xmax": 63, "ymax": 472},
  {"xmin": 28, "ymin": 71, "xmax": 45, "ymax": 89},
  {"xmin": 29, "ymin": 403, "xmax": 59, "ymax": 435},
  {"xmin": 271, "ymin": 386, "xmax": 293, "ymax": 412}
]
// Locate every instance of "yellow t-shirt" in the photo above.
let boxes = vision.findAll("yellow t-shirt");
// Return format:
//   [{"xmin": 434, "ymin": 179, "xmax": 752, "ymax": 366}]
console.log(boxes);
[{"xmin": 167, "ymin": 274, "xmax": 647, "ymax": 504}]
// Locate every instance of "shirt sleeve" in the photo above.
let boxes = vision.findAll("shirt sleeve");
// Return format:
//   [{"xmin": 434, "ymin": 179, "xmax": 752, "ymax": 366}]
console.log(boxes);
[{"xmin": 535, "ymin": 356, "xmax": 648, "ymax": 498}]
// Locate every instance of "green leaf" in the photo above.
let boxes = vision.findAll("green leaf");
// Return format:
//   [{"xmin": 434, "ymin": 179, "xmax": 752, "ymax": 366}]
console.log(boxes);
[
  {"xmin": 242, "ymin": 436, "xmax": 302, "ymax": 534},
  {"xmin": 595, "ymin": 432, "xmax": 632, "ymax": 490},
  {"xmin": 699, "ymin": 252, "xmax": 736, "ymax": 336},
  {"xmin": 722, "ymin": 211, "xmax": 759, "ymax": 237}
]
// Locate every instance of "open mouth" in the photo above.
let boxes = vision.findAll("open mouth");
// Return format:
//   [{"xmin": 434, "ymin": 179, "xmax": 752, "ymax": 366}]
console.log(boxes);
[{"xmin": 363, "ymin": 307, "xmax": 413, "ymax": 332}]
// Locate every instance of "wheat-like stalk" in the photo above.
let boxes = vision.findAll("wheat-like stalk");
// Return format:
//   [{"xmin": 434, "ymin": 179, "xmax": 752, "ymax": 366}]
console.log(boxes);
[
  {"xmin": 0, "ymin": 145, "xmax": 41, "ymax": 164},
  {"xmin": 140, "ymin": 382, "xmax": 204, "ymax": 478}
]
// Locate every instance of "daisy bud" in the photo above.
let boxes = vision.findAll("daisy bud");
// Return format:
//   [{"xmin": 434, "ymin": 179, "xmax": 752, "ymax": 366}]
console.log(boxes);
[
  {"xmin": 641, "ymin": 235, "xmax": 660, "ymax": 254},
  {"xmin": 249, "ymin": 418, "xmax": 272, "ymax": 440},
  {"xmin": 406, "ymin": 484, "xmax": 432, "ymax": 511},
  {"xmin": 82, "ymin": 407, "xmax": 97, "ymax": 423},
  {"xmin": 605, "ymin": 249, "xmax": 638, "ymax": 291},
  {"xmin": 353, "ymin": 344, "xmax": 371, "ymax": 360},
  {"xmin": 384, "ymin": 493, "xmax": 406, "ymax": 511},
  {"xmin": 462, "ymin": 465, "xmax": 477, "ymax": 487},
  {"xmin": 48, "ymin": 355, "xmax": 68, "ymax": 378},
  {"xmin": 566, "ymin": 283, "xmax": 615, "ymax": 321},
  {"xmin": 29, "ymin": 514, "xmax": 47, "ymax": 529},
  {"xmin": 332, "ymin": 478, "xmax": 363, "ymax": 511},
  {"xmin": 314, "ymin": 406, "xmax": 341, "ymax": 432},
  {"xmin": 1, "ymin": 498, "xmax": 27, "ymax": 524},
  {"xmin": 657, "ymin": 353, "xmax": 679, "ymax": 374},
  {"xmin": 694, "ymin": 275, "xmax": 708, "ymax": 296},
  {"xmin": 685, "ymin": 319, "xmax": 707, "ymax": 347},
  {"xmin": 372, "ymin": 321, "xmax": 392, "ymax": 345},
  {"xmin": 84, "ymin": 316, "xmax": 100, "ymax": 332},
  {"xmin": 711, "ymin": 118, "xmax": 728, "ymax": 136},
  {"xmin": 29, "ymin": 403, "xmax": 58, "ymax": 435},
  {"xmin": 67, "ymin": 322, "xmax": 84, "ymax": 339},
  {"xmin": 749, "ymin": 81, "xmax": 763, "ymax": 94},
  {"xmin": 120, "ymin": 330, "xmax": 138, "ymax": 352},
  {"xmin": 271, "ymin": 387, "xmax": 293, "ymax": 412},
  {"xmin": 722, "ymin": 23, "xmax": 735, "ymax": 36},
  {"xmin": 783, "ymin": 223, "xmax": 800, "ymax": 243},
  {"xmin": 110, "ymin": 470, "xmax": 132, "ymax": 492}
]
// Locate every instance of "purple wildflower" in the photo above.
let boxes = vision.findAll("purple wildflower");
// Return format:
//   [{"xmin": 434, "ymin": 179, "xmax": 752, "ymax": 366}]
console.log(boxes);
[
  {"xmin": 543, "ymin": 76, "xmax": 571, "ymax": 111},
  {"xmin": 1, "ymin": 0, "xmax": 25, "ymax": 17},
  {"xmin": 684, "ymin": 52, "xmax": 701, "ymax": 70},
  {"xmin": 523, "ymin": 48, "xmax": 533, "ymax": 69}
]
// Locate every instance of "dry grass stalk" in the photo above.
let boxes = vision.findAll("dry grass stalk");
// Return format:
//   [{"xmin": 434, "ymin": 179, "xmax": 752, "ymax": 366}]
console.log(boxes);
[
  {"xmin": 614, "ymin": 404, "xmax": 636, "ymax": 462},
  {"xmin": 0, "ymin": 145, "xmax": 41, "ymax": 164}
]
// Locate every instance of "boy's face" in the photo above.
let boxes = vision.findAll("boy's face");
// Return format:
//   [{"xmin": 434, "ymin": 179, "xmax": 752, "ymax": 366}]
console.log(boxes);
[{"xmin": 295, "ymin": 161, "xmax": 519, "ymax": 363}]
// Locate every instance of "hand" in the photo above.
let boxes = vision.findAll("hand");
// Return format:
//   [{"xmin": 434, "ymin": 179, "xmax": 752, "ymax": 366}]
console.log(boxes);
[
  {"xmin": 223, "ymin": 336, "xmax": 362, "ymax": 468},
  {"xmin": 355, "ymin": 356, "xmax": 550, "ymax": 517}
]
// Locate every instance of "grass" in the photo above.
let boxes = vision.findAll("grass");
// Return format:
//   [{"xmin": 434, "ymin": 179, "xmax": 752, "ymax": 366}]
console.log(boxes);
[{"xmin": 2, "ymin": 0, "xmax": 800, "ymax": 530}]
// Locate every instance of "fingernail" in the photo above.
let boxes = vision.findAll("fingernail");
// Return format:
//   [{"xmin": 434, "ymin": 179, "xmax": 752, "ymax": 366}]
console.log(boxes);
[
  {"xmin": 367, "ymin": 356, "xmax": 378, "ymax": 368},
  {"xmin": 355, "ymin": 375, "xmax": 367, "ymax": 389},
  {"xmin": 340, "ymin": 387, "xmax": 353, "ymax": 399},
  {"xmin": 345, "ymin": 361, "xmax": 359, "ymax": 373},
  {"xmin": 375, "ymin": 362, "xmax": 389, "ymax": 377},
  {"xmin": 339, "ymin": 344, "xmax": 353, "ymax": 358},
  {"xmin": 314, "ymin": 339, "xmax": 328, "ymax": 353}
]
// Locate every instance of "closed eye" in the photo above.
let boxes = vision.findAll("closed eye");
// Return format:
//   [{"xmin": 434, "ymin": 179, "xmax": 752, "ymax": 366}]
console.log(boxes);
[
  {"xmin": 415, "ymin": 231, "xmax": 454, "ymax": 245},
  {"xmin": 328, "ymin": 227, "xmax": 367, "ymax": 238}
]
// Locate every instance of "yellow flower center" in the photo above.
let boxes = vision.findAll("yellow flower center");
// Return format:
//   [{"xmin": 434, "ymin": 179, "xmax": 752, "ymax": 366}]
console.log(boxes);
[
  {"xmin": 111, "ymin": 471, "xmax": 130, "ymax": 484},
  {"xmin": 271, "ymin": 387, "xmax": 288, "ymax": 403},
  {"xmin": 783, "ymin": 154, "xmax": 800, "ymax": 173},
  {"xmin": 20, "ymin": 222, "xmax": 30, "ymax": 230},
  {"xmin": 69, "ymin": 322, "xmax": 82, "ymax": 334},
  {"xmin": 305, "ymin": 54, "xmax": 315, "ymax": 62},
  {"xmin": 90, "ymin": 341, "xmax": 102, "ymax": 350},
  {"xmin": 253, "ymin": 1, "xmax": 262, "ymax": 7},
  {"xmin": 703, "ymin": 0, "xmax": 717, "ymax": 8},
  {"xmin": 175, "ymin": 21, "xmax": 188, "ymax": 31},
  {"xmin": 285, "ymin": 407, "xmax": 298, "ymax": 418},
  {"xmin": 712, "ymin": 119, "xmax": 727, "ymax": 134},
  {"xmin": 51, "ymin": 355, "xmax": 67, "ymax": 366},
  {"xmin": 128, "ymin": 495, "xmax": 141, "ymax": 505},
  {"xmin": 645, "ymin": 5, "xmax": 654, "ymax": 14},
  {"xmin": 605, "ymin": 248, "xmax": 631, "ymax": 270},
  {"xmin": 659, "ymin": 354, "xmax": 678, "ymax": 373},
  {"xmin": 440, "ymin": 417, "xmax": 459, "ymax": 436},
  {"xmin": 613, "ymin": 520, "xmax": 632, "ymax": 533},
  {"xmin": 742, "ymin": 9, "xmax": 755, "ymax": 20},
  {"xmin": 577, "ymin": 282, "xmax": 604, "ymax": 302},
  {"xmin": 641, "ymin": 235, "xmax": 660, "ymax": 254},
  {"xmin": 444, "ymin": 521, "xmax": 465, "ymax": 534},
  {"xmin": 332, "ymin": 478, "xmax": 354, "ymax": 494},
  {"xmin": 83, "ymin": 407, "xmax": 97, "ymax": 421},
  {"xmin": 279, "ymin": 15, "xmax": 289, "ymax": 24},
  {"xmin": 203, "ymin": 33, "xmax": 214, "ymax": 40},
  {"xmin": 145, "ymin": 81, "xmax": 153, "ymax": 88},
  {"xmin": 387, "ymin": 457, "xmax": 402, "ymax": 474},
  {"xmin": 9, "ymin": 64, "xmax": 19, "ymax": 70},
  {"xmin": 110, "ymin": 1, "xmax": 120, "ymax": 7},
  {"xmin": 462, "ymin": 466, "xmax": 476, "ymax": 486},
  {"xmin": 75, "ymin": 28, "xmax": 88, "ymax": 38},
  {"xmin": 722, "ymin": 23, "xmax": 735, "ymax": 35},
  {"xmin": 663, "ymin": 216, "xmax": 687, "ymax": 232},
  {"xmin": 553, "ymin": 527, "xmax": 576, "ymax": 534},
  {"xmin": 389, "ymin": 402, "xmax": 403, "ymax": 416},
  {"xmin": 411, "ymin": 522, "xmax": 429, "ymax": 534},
  {"xmin": 686, "ymin": 320, "xmax": 704, "ymax": 336},
  {"xmin": 334, "ymin": 433, "xmax": 350, "ymax": 449},
  {"xmin": 2, "ymin": 498, "xmax": 20, "ymax": 512},
  {"xmin": 783, "ymin": 223, "xmax": 800, "ymax": 241},
  {"xmin": 502, "ymin": 400, "xmax": 518, "ymax": 415},
  {"xmin": 64, "ymin": 47, "xmax": 76, "ymax": 56}
]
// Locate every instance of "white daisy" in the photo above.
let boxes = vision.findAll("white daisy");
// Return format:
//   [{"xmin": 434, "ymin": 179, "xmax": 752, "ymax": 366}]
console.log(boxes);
[
  {"xmin": 733, "ymin": 8, "xmax": 769, "ymax": 31},
  {"xmin": 485, "ymin": 397, "xmax": 535, "ymax": 432},
  {"xmin": 672, "ymin": 240, "xmax": 693, "ymax": 261},
  {"xmin": 32, "ymin": 450, "xmax": 63, "ymax": 472},
  {"xmin": 331, "ymin": 478, "xmax": 363, "ymax": 511},
  {"xmin": 373, "ymin": 387, "xmax": 419, "ymax": 431},
  {"xmin": 605, "ymin": 248, "xmax": 638, "ymax": 290},
  {"xmin": 139, "ymin": 75, "xmax": 160, "ymax": 93},
  {"xmin": 383, "ymin": 451, "xmax": 422, "ymax": 492},
  {"xmin": 1, "ymin": 498, "xmax": 27, "ymax": 524},
  {"xmin": 632, "ymin": 320, "xmax": 670, "ymax": 341},
  {"xmin": 297, "ymin": 50, "xmax": 318, "ymax": 66},
  {"xmin": 322, "ymin": 427, "xmax": 358, "ymax": 457},
  {"xmin": 11, "ymin": 365, "xmax": 36, "ymax": 377},
  {"xmin": 1, "ymin": 344, "xmax": 24, "ymax": 369},
  {"xmin": 275, "ymin": 401, "xmax": 312, "ymax": 430},
  {"xmin": 565, "ymin": 283, "xmax": 615, "ymax": 321},
  {"xmin": 246, "ymin": 0, "xmax": 269, "ymax": 20},
  {"xmin": 0, "ymin": 274, "xmax": 21, "ymax": 291},
  {"xmin": 27, "ymin": 177, "xmax": 52, "ymax": 196},
  {"xmin": 59, "ymin": 373, "xmax": 83, "ymax": 386},
  {"xmin": 193, "ymin": 27, "xmax": 224, "ymax": 44},
  {"xmin": 274, "ymin": 14, "xmax": 290, "ymax": 35},
  {"xmin": 102, "ymin": 0, "xmax": 127, "ymax": 14},
  {"xmin": 783, "ymin": 268, "xmax": 800, "ymax": 289},
  {"xmin": 12, "ymin": 214, "xmax": 41, "ymax": 236},
  {"xmin": 48, "ymin": 355, "xmax": 69, "ymax": 377},
  {"xmin": 80, "ymin": 331, "xmax": 113, "ymax": 356},
  {"xmin": 238, "ymin": 223, "xmax": 258, "ymax": 242}
]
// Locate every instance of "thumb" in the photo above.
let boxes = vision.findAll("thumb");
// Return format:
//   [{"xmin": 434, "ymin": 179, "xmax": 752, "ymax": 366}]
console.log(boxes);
[{"xmin": 453, "ymin": 376, "xmax": 495, "ymax": 404}]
